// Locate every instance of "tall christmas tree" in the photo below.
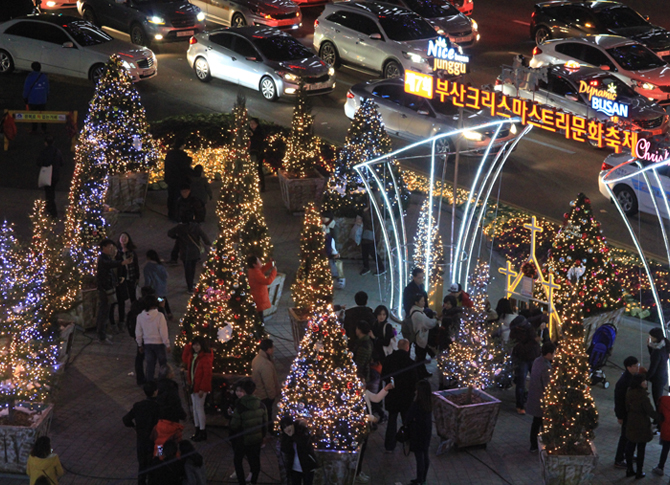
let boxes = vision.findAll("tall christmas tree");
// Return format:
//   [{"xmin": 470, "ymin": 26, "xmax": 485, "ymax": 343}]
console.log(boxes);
[
  {"xmin": 545, "ymin": 193, "xmax": 621, "ymax": 320},
  {"xmin": 437, "ymin": 261, "xmax": 509, "ymax": 389},
  {"xmin": 322, "ymin": 98, "xmax": 408, "ymax": 218},
  {"xmin": 64, "ymin": 54, "xmax": 158, "ymax": 277},
  {"xmin": 541, "ymin": 290, "xmax": 598, "ymax": 454},
  {"xmin": 0, "ymin": 222, "xmax": 23, "ymax": 329},
  {"xmin": 276, "ymin": 305, "xmax": 368, "ymax": 451},
  {"xmin": 282, "ymin": 87, "xmax": 319, "ymax": 178},
  {"xmin": 291, "ymin": 202, "xmax": 333, "ymax": 314},
  {"xmin": 413, "ymin": 198, "xmax": 444, "ymax": 305}
]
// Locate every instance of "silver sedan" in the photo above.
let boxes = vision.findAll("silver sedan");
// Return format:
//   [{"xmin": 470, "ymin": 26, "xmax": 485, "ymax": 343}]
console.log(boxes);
[
  {"xmin": 187, "ymin": 26, "xmax": 335, "ymax": 101},
  {"xmin": 190, "ymin": 0, "xmax": 302, "ymax": 31}
]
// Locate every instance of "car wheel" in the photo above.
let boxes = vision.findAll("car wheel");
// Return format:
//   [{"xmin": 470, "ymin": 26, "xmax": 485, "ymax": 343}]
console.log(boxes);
[
  {"xmin": 534, "ymin": 26, "xmax": 551, "ymax": 45},
  {"xmin": 259, "ymin": 76, "xmax": 277, "ymax": 101},
  {"xmin": 384, "ymin": 60, "xmax": 403, "ymax": 79},
  {"xmin": 130, "ymin": 24, "xmax": 149, "ymax": 47},
  {"xmin": 614, "ymin": 185, "xmax": 638, "ymax": 216},
  {"xmin": 232, "ymin": 13, "xmax": 247, "ymax": 27},
  {"xmin": 435, "ymin": 136, "xmax": 454, "ymax": 155},
  {"xmin": 194, "ymin": 57, "xmax": 212, "ymax": 82},
  {"xmin": 319, "ymin": 42, "xmax": 340, "ymax": 68},
  {"xmin": 0, "ymin": 49, "xmax": 14, "ymax": 74},
  {"xmin": 89, "ymin": 63, "xmax": 106, "ymax": 84},
  {"xmin": 83, "ymin": 7, "xmax": 99, "ymax": 26}
]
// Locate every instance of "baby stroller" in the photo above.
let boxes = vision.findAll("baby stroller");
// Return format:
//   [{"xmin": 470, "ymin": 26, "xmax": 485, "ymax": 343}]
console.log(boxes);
[{"xmin": 587, "ymin": 323, "xmax": 617, "ymax": 389}]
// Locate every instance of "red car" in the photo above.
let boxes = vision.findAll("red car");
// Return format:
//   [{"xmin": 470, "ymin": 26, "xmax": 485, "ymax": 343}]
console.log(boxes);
[
  {"xmin": 449, "ymin": 0, "xmax": 472, "ymax": 16},
  {"xmin": 37, "ymin": 0, "xmax": 78, "ymax": 9}
]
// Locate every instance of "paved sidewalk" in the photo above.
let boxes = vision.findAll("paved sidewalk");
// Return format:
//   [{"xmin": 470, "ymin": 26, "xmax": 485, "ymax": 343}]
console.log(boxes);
[{"xmin": 1, "ymin": 177, "xmax": 667, "ymax": 484}]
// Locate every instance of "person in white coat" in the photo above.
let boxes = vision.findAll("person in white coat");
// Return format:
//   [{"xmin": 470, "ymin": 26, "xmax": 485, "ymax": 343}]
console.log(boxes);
[{"xmin": 411, "ymin": 294, "xmax": 437, "ymax": 379}]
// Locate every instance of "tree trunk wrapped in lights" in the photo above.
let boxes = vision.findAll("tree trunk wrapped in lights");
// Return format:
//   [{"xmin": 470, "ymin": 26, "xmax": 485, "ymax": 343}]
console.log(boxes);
[
  {"xmin": 64, "ymin": 54, "xmax": 158, "ymax": 279},
  {"xmin": 322, "ymin": 98, "xmax": 408, "ymax": 218},
  {"xmin": 437, "ymin": 261, "xmax": 509, "ymax": 389},
  {"xmin": 545, "ymin": 193, "xmax": 621, "ymax": 320},
  {"xmin": 413, "ymin": 198, "xmax": 444, "ymax": 308},
  {"xmin": 277, "ymin": 305, "xmax": 368, "ymax": 452}
]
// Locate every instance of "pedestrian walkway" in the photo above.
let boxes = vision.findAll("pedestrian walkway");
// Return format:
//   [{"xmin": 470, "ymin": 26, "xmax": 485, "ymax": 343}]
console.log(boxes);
[{"xmin": 0, "ymin": 176, "xmax": 667, "ymax": 484}]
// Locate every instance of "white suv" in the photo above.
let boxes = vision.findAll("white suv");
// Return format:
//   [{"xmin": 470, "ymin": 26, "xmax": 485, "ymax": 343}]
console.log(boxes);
[{"xmin": 314, "ymin": 1, "xmax": 437, "ymax": 78}]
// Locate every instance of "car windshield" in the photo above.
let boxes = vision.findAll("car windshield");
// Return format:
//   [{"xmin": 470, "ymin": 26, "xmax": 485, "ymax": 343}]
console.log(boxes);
[
  {"xmin": 134, "ymin": 0, "xmax": 181, "ymax": 3},
  {"xmin": 583, "ymin": 74, "xmax": 638, "ymax": 100},
  {"xmin": 593, "ymin": 6, "xmax": 648, "ymax": 29},
  {"xmin": 404, "ymin": 0, "xmax": 460, "ymax": 19},
  {"xmin": 432, "ymin": 98, "xmax": 459, "ymax": 116},
  {"xmin": 254, "ymin": 36, "xmax": 312, "ymax": 61},
  {"xmin": 64, "ymin": 21, "xmax": 112, "ymax": 46},
  {"xmin": 606, "ymin": 44, "xmax": 666, "ymax": 70},
  {"xmin": 378, "ymin": 14, "xmax": 437, "ymax": 41}
]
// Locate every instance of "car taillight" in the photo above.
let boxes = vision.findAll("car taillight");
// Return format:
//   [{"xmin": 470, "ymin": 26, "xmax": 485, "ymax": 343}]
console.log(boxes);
[
  {"xmin": 189, "ymin": 36, "xmax": 197, "ymax": 45},
  {"xmin": 346, "ymin": 91, "xmax": 355, "ymax": 99},
  {"xmin": 531, "ymin": 11, "xmax": 536, "ymax": 18},
  {"xmin": 495, "ymin": 78, "xmax": 501, "ymax": 86},
  {"xmin": 314, "ymin": 19, "xmax": 319, "ymax": 28},
  {"xmin": 532, "ymin": 46, "xmax": 541, "ymax": 56},
  {"xmin": 601, "ymin": 162, "xmax": 614, "ymax": 171}
]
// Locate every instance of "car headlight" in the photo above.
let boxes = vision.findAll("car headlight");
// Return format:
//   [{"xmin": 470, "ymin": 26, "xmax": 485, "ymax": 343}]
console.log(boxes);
[
  {"xmin": 281, "ymin": 72, "xmax": 300, "ymax": 83},
  {"xmin": 148, "ymin": 16, "xmax": 165, "ymax": 25},
  {"xmin": 402, "ymin": 51, "xmax": 426, "ymax": 64},
  {"xmin": 433, "ymin": 25, "xmax": 445, "ymax": 35},
  {"xmin": 470, "ymin": 19, "xmax": 478, "ymax": 31},
  {"xmin": 636, "ymin": 80, "xmax": 658, "ymax": 91},
  {"xmin": 328, "ymin": 67, "xmax": 335, "ymax": 77},
  {"xmin": 463, "ymin": 130, "xmax": 483, "ymax": 141},
  {"xmin": 510, "ymin": 123, "xmax": 518, "ymax": 135},
  {"xmin": 196, "ymin": 11, "xmax": 206, "ymax": 22},
  {"xmin": 120, "ymin": 59, "xmax": 135, "ymax": 70}
]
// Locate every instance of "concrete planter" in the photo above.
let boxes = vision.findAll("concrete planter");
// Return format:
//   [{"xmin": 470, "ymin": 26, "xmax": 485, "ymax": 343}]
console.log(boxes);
[
  {"xmin": 0, "ymin": 403, "xmax": 54, "ymax": 473},
  {"xmin": 106, "ymin": 171, "xmax": 149, "ymax": 213},
  {"xmin": 289, "ymin": 307, "xmax": 310, "ymax": 351},
  {"xmin": 278, "ymin": 169, "xmax": 326, "ymax": 213},
  {"xmin": 539, "ymin": 438, "xmax": 598, "ymax": 485},
  {"xmin": 263, "ymin": 273, "xmax": 286, "ymax": 318},
  {"xmin": 56, "ymin": 288, "xmax": 99, "ymax": 330},
  {"xmin": 313, "ymin": 448, "xmax": 361, "ymax": 485},
  {"xmin": 432, "ymin": 388, "xmax": 501, "ymax": 451}
]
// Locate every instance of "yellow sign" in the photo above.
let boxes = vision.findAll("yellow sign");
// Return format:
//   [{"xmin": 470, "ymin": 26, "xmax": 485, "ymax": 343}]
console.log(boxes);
[
  {"xmin": 13, "ymin": 112, "xmax": 68, "ymax": 123},
  {"xmin": 434, "ymin": 58, "xmax": 467, "ymax": 76},
  {"xmin": 404, "ymin": 70, "xmax": 433, "ymax": 99},
  {"xmin": 578, "ymin": 80, "xmax": 616, "ymax": 101}
]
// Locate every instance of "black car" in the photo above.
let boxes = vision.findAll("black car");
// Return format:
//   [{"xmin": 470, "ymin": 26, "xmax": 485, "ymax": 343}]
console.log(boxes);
[{"xmin": 530, "ymin": 1, "xmax": 670, "ymax": 60}]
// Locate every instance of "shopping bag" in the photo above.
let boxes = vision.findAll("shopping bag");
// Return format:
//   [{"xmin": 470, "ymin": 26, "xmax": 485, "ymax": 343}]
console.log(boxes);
[{"xmin": 38, "ymin": 165, "xmax": 52, "ymax": 188}]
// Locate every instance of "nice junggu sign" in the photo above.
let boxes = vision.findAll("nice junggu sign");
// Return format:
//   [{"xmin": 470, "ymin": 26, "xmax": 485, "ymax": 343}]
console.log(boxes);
[{"xmin": 428, "ymin": 37, "xmax": 469, "ymax": 76}]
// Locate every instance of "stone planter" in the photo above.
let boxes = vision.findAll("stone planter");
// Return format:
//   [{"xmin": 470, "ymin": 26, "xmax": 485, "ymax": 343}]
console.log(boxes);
[
  {"xmin": 289, "ymin": 307, "xmax": 310, "ymax": 351},
  {"xmin": 106, "ymin": 171, "xmax": 149, "ymax": 213},
  {"xmin": 263, "ymin": 273, "xmax": 286, "ymax": 318},
  {"xmin": 56, "ymin": 288, "xmax": 99, "ymax": 330},
  {"xmin": 0, "ymin": 403, "xmax": 54, "ymax": 473},
  {"xmin": 278, "ymin": 169, "xmax": 326, "ymax": 213},
  {"xmin": 432, "ymin": 388, "xmax": 501, "ymax": 451},
  {"xmin": 539, "ymin": 438, "xmax": 598, "ymax": 485},
  {"xmin": 313, "ymin": 448, "xmax": 361, "ymax": 485}
]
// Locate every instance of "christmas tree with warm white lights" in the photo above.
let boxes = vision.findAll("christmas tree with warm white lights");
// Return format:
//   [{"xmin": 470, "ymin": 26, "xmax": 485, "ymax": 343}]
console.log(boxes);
[
  {"xmin": 414, "ymin": 198, "xmax": 444, "ymax": 304},
  {"xmin": 282, "ymin": 87, "xmax": 319, "ymax": 178}
]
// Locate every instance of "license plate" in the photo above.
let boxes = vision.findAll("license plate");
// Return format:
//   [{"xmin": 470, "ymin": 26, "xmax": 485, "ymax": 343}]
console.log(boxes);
[
  {"xmin": 658, "ymin": 50, "xmax": 670, "ymax": 57},
  {"xmin": 453, "ymin": 36, "xmax": 469, "ymax": 43},
  {"xmin": 177, "ymin": 30, "xmax": 194, "ymax": 37},
  {"xmin": 305, "ymin": 82, "xmax": 328, "ymax": 91}
]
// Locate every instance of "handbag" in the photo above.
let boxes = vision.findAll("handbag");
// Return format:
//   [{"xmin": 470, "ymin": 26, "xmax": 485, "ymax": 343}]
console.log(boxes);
[
  {"xmin": 105, "ymin": 288, "xmax": 118, "ymax": 305},
  {"xmin": 396, "ymin": 425, "xmax": 410, "ymax": 443},
  {"xmin": 187, "ymin": 233, "xmax": 205, "ymax": 255},
  {"xmin": 38, "ymin": 165, "xmax": 52, "ymax": 188},
  {"xmin": 349, "ymin": 216, "xmax": 363, "ymax": 246}
]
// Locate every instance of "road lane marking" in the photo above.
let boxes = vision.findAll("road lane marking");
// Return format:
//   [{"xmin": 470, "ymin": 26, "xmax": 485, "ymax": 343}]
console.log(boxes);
[
  {"xmin": 524, "ymin": 136, "xmax": 576, "ymax": 154},
  {"xmin": 513, "ymin": 20, "xmax": 531, "ymax": 26}
]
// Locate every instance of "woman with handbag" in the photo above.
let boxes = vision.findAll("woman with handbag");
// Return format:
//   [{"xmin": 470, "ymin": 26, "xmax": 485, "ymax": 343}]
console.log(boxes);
[
  {"xmin": 406, "ymin": 380, "xmax": 433, "ymax": 485},
  {"xmin": 116, "ymin": 232, "xmax": 140, "ymax": 328},
  {"xmin": 181, "ymin": 337, "xmax": 214, "ymax": 442},
  {"xmin": 279, "ymin": 416, "xmax": 319, "ymax": 485}
]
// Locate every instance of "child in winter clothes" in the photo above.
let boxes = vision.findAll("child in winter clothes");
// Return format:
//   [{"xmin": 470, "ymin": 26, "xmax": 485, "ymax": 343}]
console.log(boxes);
[{"xmin": 653, "ymin": 395, "xmax": 670, "ymax": 476}]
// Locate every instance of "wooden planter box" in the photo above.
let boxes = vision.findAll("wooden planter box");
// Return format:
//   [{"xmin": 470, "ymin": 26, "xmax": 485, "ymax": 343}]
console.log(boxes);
[
  {"xmin": 278, "ymin": 169, "xmax": 326, "ymax": 213},
  {"xmin": 0, "ymin": 403, "xmax": 54, "ymax": 473},
  {"xmin": 263, "ymin": 273, "xmax": 286, "ymax": 318},
  {"xmin": 106, "ymin": 171, "xmax": 149, "ymax": 213},
  {"xmin": 539, "ymin": 438, "xmax": 598, "ymax": 485},
  {"xmin": 432, "ymin": 388, "xmax": 500, "ymax": 451},
  {"xmin": 289, "ymin": 307, "xmax": 310, "ymax": 351},
  {"xmin": 313, "ymin": 448, "xmax": 361, "ymax": 485}
]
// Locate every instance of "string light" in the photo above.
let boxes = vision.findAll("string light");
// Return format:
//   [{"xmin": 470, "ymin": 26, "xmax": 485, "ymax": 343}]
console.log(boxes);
[
  {"xmin": 282, "ymin": 87, "xmax": 320, "ymax": 178},
  {"xmin": 414, "ymin": 198, "xmax": 444, "ymax": 301}
]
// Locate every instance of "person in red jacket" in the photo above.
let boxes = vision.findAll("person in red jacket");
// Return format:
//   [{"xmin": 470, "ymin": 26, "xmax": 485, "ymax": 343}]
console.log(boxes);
[
  {"xmin": 246, "ymin": 255, "xmax": 277, "ymax": 324},
  {"xmin": 182, "ymin": 336, "xmax": 214, "ymax": 442},
  {"xmin": 653, "ymin": 395, "xmax": 670, "ymax": 476}
]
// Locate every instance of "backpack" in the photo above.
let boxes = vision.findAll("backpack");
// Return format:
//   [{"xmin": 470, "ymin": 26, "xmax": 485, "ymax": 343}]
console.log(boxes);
[{"xmin": 401, "ymin": 310, "xmax": 421, "ymax": 344}]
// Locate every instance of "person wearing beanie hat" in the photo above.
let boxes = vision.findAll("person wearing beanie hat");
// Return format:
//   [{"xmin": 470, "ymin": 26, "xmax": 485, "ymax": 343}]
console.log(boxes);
[
  {"xmin": 448, "ymin": 283, "xmax": 473, "ymax": 308},
  {"xmin": 648, "ymin": 328, "xmax": 670, "ymax": 410}
]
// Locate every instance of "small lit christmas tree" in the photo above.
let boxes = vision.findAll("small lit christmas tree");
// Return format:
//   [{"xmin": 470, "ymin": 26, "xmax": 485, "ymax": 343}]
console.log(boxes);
[
  {"xmin": 64, "ymin": 54, "xmax": 158, "ymax": 277},
  {"xmin": 176, "ymin": 228, "xmax": 263, "ymax": 375},
  {"xmin": 282, "ymin": 87, "xmax": 319, "ymax": 178},
  {"xmin": 437, "ymin": 261, "xmax": 509, "ymax": 389},
  {"xmin": 276, "ymin": 305, "xmax": 368, "ymax": 451},
  {"xmin": 546, "ymin": 193, "xmax": 621, "ymax": 319},
  {"xmin": 322, "ymin": 98, "xmax": 407, "ymax": 218},
  {"xmin": 541, "ymin": 289, "xmax": 598, "ymax": 455},
  {"xmin": 413, "ymin": 198, "xmax": 444, "ymax": 304},
  {"xmin": 291, "ymin": 202, "xmax": 333, "ymax": 313},
  {"xmin": 0, "ymin": 222, "xmax": 23, "ymax": 326}
]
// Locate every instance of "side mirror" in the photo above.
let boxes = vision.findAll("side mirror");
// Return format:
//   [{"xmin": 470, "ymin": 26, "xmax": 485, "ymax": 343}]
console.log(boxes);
[
  {"xmin": 417, "ymin": 109, "xmax": 430, "ymax": 116},
  {"xmin": 62, "ymin": 41, "xmax": 74, "ymax": 48},
  {"xmin": 369, "ymin": 33, "xmax": 382, "ymax": 40},
  {"xmin": 599, "ymin": 64, "xmax": 610, "ymax": 71},
  {"xmin": 565, "ymin": 93, "xmax": 579, "ymax": 102}
]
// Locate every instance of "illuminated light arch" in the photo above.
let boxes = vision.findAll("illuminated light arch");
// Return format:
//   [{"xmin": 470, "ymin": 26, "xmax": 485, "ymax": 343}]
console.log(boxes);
[{"xmin": 354, "ymin": 118, "xmax": 529, "ymax": 317}]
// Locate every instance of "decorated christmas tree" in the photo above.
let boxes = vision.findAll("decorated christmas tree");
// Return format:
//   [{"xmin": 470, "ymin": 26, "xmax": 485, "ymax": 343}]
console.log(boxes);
[
  {"xmin": 0, "ymin": 222, "xmax": 23, "ymax": 327},
  {"xmin": 282, "ymin": 87, "xmax": 319, "ymax": 178},
  {"xmin": 545, "ymin": 193, "xmax": 621, "ymax": 319},
  {"xmin": 176, "ymin": 228, "xmax": 263, "ymax": 375},
  {"xmin": 276, "ymin": 305, "xmax": 368, "ymax": 451},
  {"xmin": 413, "ymin": 198, "xmax": 444, "ymax": 306},
  {"xmin": 64, "ymin": 54, "xmax": 158, "ymax": 277},
  {"xmin": 291, "ymin": 202, "xmax": 333, "ymax": 313},
  {"xmin": 322, "ymin": 98, "xmax": 407, "ymax": 218},
  {"xmin": 437, "ymin": 261, "xmax": 509, "ymax": 389},
  {"xmin": 541, "ymin": 289, "xmax": 598, "ymax": 454}
]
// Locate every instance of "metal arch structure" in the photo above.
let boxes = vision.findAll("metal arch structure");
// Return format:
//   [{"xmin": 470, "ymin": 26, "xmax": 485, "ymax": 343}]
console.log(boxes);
[{"xmin": 354, "ymin": 118, "xmax": 530, "ymax": 318}]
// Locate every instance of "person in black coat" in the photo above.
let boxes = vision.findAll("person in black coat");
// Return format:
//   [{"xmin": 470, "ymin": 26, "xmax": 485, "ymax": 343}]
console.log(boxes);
[
  {"xmin": 343, "ymin": 291, "xmax": 375, "ymax": 350},
  {"xmin": 648, "ymin": 328, "xmax": 670, "ymax": 410},
  {"xmin": 249, "ymin": 117, "xmax": 266, "ymax": 193},
  {"xmin": 96, "ymin": 239, "xmax": 133, "ymax": 344},
  {"xmin": 383, "ymin": 339, "xmax": 419, "ymax": 452},
  {"xmin": 438, "ymin": 295, "xmax": 461, "ymax": 352},
  {"xmin": 157, "ymin": 368, "xmax": 187, "ymax": 424},
  {"xmin": 279, "ymin": 416, "xmax": 318, "ymax": 485},
  {"xmin": 511, "ymin": 319, "xmax": 541, "ymax": 415},
  {"xmin": 402, "ymin": 268, "xmax": 428, "ymax": 317},
  {"xmin": 148, "ymin": 439, "xmax": 185, "ymax": 485},
  {"xmin": 164, "ymin": 139, "xmax": 193, "ymax": 222},
  {"xmin": 614, "ymin": 356, "xmax": 640, "ymax": 468},
  {"xmin": 36, "ymin": 135, "xmax": 64, "ymax": 218},
  {"xmin": 123, "ymin": 382, "xmax": 160, "ymax": 485},
  {"xmin": 406, "ymin": 380, "xmax": 433, "ymax": 485}
]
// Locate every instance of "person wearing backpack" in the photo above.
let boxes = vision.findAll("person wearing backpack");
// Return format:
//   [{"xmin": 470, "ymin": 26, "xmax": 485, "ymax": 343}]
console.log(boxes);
[
  {"xmin": 411, "ymin": 294, "xmax": 437, "ymax": 379},
  {"xmin": 23, "ymin": 62, "xmax": 49, "ymax": 134}
]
